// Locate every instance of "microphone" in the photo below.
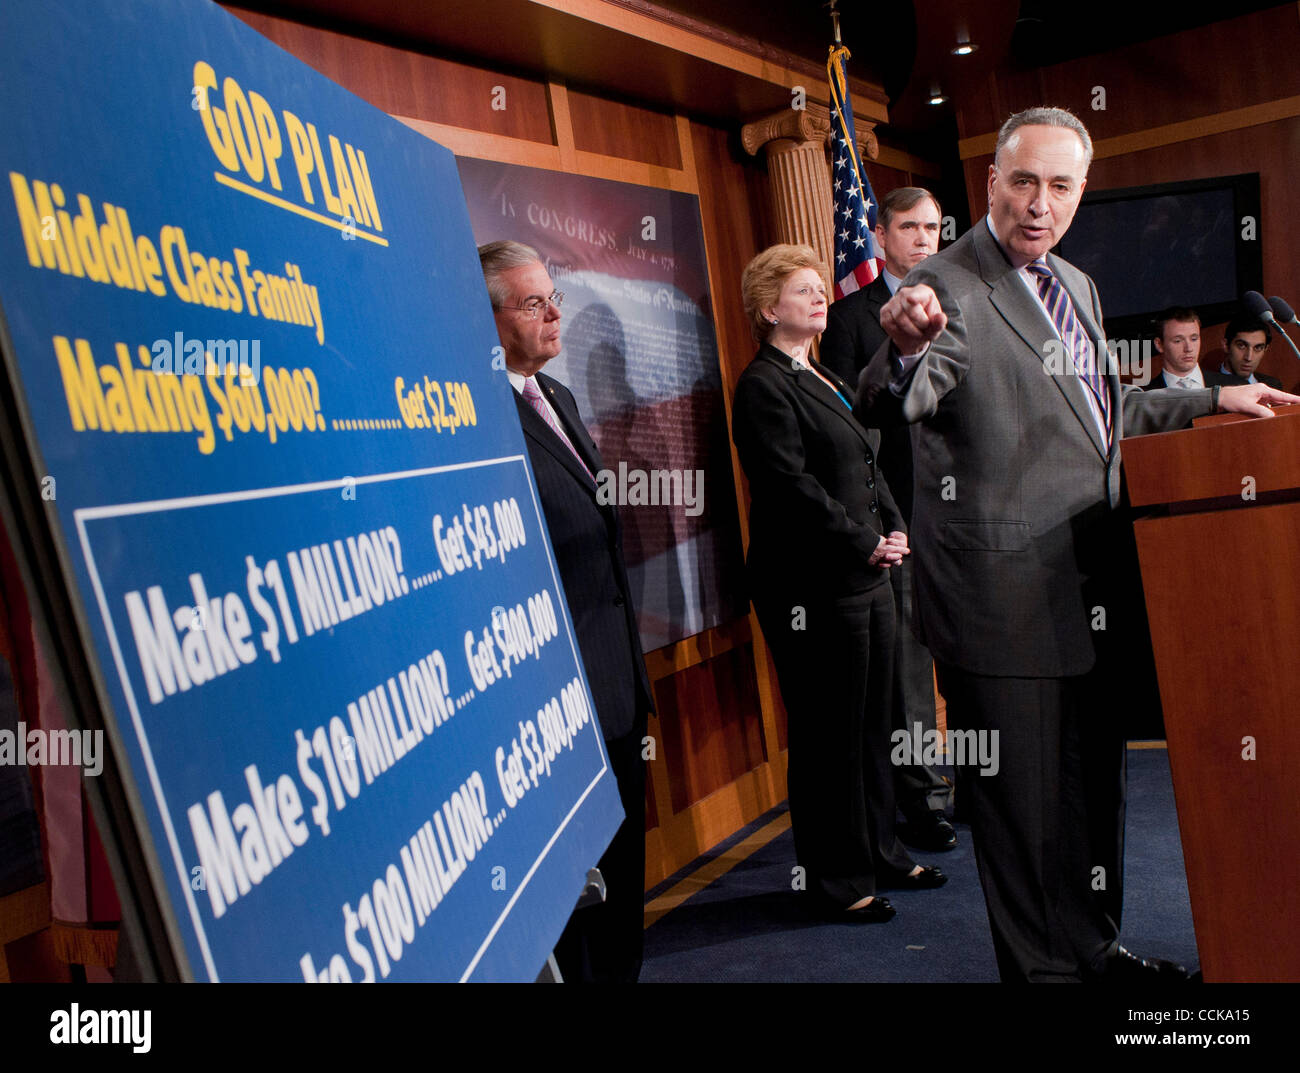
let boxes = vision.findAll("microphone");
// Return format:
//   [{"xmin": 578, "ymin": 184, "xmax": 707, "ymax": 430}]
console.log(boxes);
[
  {"xmin": 1268, "ymin": 295, "xmax": 1298, "ymax": 325},
  {"xmin": 1244, "ymin": 290, "xmax": 1300, "ymax": 362},
  {"xmin": 1243, "ymin": 290, "xmax": 1274, "ymax": 322}
]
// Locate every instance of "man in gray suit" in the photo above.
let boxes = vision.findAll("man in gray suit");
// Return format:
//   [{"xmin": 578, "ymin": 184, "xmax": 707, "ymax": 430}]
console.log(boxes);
[{"xmin": 856, "ymin": 106, "xmax": 1297, "ymax": 982}]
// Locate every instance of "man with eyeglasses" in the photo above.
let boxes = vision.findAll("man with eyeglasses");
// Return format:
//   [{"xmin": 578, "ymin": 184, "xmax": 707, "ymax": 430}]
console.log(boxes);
[
  {"xmin": 1205, "ymin": 314, "xmax": 1284, "ymax": 389},
  {"xmin": 478, "ymin": 240, "xmax": 654, "ymax": 983}
]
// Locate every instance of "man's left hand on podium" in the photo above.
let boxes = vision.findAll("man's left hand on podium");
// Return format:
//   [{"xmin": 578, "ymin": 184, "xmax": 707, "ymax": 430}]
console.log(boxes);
[{"xmin": 1217, "ymin": 383, "xmax": 1300, "ymax": 418}]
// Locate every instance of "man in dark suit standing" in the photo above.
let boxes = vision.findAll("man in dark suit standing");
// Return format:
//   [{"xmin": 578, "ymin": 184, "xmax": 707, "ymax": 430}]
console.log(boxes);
[
  {"xmin": 821, "ymin": 187, "xmax": 956, "ymax": 853},
  {"xmin": 1145, "ymin": 307, "xmax": 1205, "ymax": 390},
  {"xmin": 856, "ymin": 107, "xmax": 1298, "ymax": 982},
  {"xmin": 821, "ymin": 186, "xmax": 943, "ymax": 387},
  {"xmin": 1205, "ymin": 315, "xmax": 1284, "ymax": 389},
  {"xmin": 479, "ymin": 240, "xmax": 654, "ymax": 983}
]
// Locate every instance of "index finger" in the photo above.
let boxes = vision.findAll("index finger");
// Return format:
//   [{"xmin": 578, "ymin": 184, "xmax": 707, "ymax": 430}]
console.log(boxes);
[
  {"xmin": 894, "ymin": 283, "xmax": 938, "ymax": 305},
  {"xmin": 901, "ymin": 292, "xmax": 946, "ymax": 336}
]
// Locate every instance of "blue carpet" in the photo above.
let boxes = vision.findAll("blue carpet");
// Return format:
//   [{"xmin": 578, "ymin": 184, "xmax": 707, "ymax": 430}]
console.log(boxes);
[{"xmin": 642, "ymin": 747, "xmax": 1197, "ymax": 982}]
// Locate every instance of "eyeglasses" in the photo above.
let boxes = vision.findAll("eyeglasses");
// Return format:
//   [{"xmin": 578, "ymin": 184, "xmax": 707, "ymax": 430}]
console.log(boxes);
[{"xmin": 498, "ymin": 291, "xmax": 564, "ymax": 319}]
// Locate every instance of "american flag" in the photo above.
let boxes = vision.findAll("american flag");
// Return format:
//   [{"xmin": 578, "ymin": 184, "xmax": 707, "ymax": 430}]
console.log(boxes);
[{"xmin": 828, "ymin": 45, "xmax": 884, "ymax": 298}]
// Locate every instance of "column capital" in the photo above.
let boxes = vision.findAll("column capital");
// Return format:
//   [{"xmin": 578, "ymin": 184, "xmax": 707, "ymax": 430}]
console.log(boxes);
[
  {"xmin": 741, "ymin": 104, "xmax": 830, "ymax": 156},
  {"xmin": 741, "ymin": 103, "xmax": 878, "ymax": 161}
]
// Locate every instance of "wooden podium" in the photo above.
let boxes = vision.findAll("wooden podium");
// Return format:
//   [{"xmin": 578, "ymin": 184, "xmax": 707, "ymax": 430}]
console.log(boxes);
[{"xmin": 1122, "ymin": 403, "xmax": 1300, "ymax": 982}]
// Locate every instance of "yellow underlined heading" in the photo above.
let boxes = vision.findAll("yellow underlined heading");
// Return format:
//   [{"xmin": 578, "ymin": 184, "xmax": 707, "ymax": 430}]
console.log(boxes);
[{"xmin": 213, "ymin": 172, "xmax": 389, "ymax": 247}]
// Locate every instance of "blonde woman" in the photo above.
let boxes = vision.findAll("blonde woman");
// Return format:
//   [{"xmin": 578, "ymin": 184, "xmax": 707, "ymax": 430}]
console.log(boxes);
[{"xmin": 731, "ymin": 244, "xmax": 945, "ymax": 921}]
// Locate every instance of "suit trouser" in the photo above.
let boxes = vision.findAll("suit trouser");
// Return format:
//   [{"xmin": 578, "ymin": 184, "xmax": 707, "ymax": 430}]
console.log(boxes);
[
  {"xmin": 756, "ymin": 582, "xmax": 913, "ymax": 906},
  {"xmin": 888, "ymin": 560, "xmax": 953, "ymax": 820},
  {"xmin": 937, "ymin": 663, "xmax": 1126, "ymax": 982},
  {"xmin": 552, "ymin": 720, "xmax": 647, "ymax": 983}
]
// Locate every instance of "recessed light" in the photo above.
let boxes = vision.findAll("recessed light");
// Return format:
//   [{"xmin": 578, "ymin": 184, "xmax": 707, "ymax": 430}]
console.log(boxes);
[
  {"xmin": 928, "ymin": 93, "xmax": 948, "ymax": 106},
  {"xmin": 951, "ymin": 43, "xmax": 978, "ymax": 56}
]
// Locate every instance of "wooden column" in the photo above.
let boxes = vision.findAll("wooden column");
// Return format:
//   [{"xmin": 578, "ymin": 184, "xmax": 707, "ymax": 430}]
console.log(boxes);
[{"xmin": 741, "ymin": 103, "xmax": 879, "ymax": 271}]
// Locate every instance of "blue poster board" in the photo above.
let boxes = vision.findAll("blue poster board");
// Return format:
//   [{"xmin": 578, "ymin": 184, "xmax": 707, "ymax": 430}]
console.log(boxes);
[{"xmin": 0, "ymin": 0, "xmax": 622, "ymax": 981}]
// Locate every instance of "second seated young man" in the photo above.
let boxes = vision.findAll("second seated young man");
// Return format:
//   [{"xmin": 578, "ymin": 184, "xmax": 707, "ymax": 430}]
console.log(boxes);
[{"xmin": 1205, "ymin": 314, "xmax": 1285, "ymax": 389}]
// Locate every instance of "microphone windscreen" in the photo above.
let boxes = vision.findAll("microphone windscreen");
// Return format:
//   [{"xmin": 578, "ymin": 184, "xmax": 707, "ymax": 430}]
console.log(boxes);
[
  {"xmin": 1268, "ymin": 295, "xmax": 1298, "ymax": 324},
  {"xmin": 1243, "ymin": 290, "xmax": 1274, "ymax": 321}
]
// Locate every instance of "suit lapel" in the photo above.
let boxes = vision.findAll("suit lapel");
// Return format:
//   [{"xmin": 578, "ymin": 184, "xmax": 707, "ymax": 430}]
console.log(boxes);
[
  {"xmin": 514, "ymin": 378, "xmax": 599, "ymax": 492},
  {"xmin": 974, "ymin": 224, "xmax": 1108, "ymax": 461},
  {"xmin": 865, "ymin": 275, "xmax": 890, "ymax": 322},
  {"xmin": 758, "ymin": 345, "xmax": 872, "ymax": 451}
]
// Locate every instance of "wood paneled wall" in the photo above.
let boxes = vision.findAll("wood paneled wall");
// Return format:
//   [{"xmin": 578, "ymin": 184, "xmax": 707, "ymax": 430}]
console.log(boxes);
[
  {"xmin": 953, "ymin": 5, "xmax": 1300, "ymax": 390},
  {"xmin": 223, "ymin": 4, "xmax": 802, "ymax": 886}
]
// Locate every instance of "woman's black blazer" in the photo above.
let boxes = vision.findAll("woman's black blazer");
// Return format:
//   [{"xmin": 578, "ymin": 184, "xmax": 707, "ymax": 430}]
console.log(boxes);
[{"xmin": 731, "ymin": 342, "xmax": 905, "ymax": 598}]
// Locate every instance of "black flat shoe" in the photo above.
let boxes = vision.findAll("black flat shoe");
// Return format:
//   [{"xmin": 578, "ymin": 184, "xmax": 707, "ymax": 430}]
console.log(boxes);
[
  {"xmin": 806, "ymin": 889, "xmax": 899, "ymax": 926},
  {"xmin": 881, "ymin": 865, "xmax": 947, "ymax": 890},
  {"xmin": 836, "ymin": 896, "xmax": 896, "ymax": 923}
]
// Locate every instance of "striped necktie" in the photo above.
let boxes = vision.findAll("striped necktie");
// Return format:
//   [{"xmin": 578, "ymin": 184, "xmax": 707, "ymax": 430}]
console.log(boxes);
[
  {"xmin": 1026, "ymin": 262, "xmax": 1112, "ymax": 444},
  {"xmin": 521, "ymin": 377, "xmax": 594, "ymax": 480}
]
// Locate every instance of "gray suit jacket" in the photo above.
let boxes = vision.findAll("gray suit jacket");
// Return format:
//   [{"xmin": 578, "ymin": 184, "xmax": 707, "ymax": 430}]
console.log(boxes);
[{"xmin": 856, "ymin": 218, "xmax": 1214, "ymax": 678}]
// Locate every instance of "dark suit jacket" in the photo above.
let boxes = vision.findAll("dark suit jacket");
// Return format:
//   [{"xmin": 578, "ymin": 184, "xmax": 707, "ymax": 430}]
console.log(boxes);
[
  {"xmin": 1144, "ymin": 369, "xmax": 1207, "ymax": 390},
  {"xmin": 856, "ymin": 219, "xmax": 1215, "ymax": 678},
  {"xmin": 1149, "ymin": 369, "xmax": 1227, "ymax": 390},
  {"xmin": 732, "ymin": 343, "xmax": 903, "ymax": 599},
  {"xmin": 819, "ymin": 275, "xmax": 891, "ymax": 386},
  {"xmin": 820, "ymin": 274, "xmax": 918, "ymax": 524},
  {"xmin": 513, "ymin": 371, "xmax": 653, "ymax": 741},
  {"xmin": 1204, "ymin": 367, "xmax": 1283, "ymax": 389}
]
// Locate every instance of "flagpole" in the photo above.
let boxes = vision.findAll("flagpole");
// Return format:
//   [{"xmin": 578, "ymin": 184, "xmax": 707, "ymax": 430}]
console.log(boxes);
[
  {"xmin": 825, "ymin": 11, "xmax": 885, "ymax": 298},
  {"xmin": 826, "ymin": 1, "xmax": 842, "ymax": 47}
]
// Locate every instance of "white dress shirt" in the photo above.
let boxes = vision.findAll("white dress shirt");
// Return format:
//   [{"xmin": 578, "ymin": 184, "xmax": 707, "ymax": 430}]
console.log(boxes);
[{"xmin": 1164, "ymin": 365, "xmax": 1205, "ymax": 389}]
